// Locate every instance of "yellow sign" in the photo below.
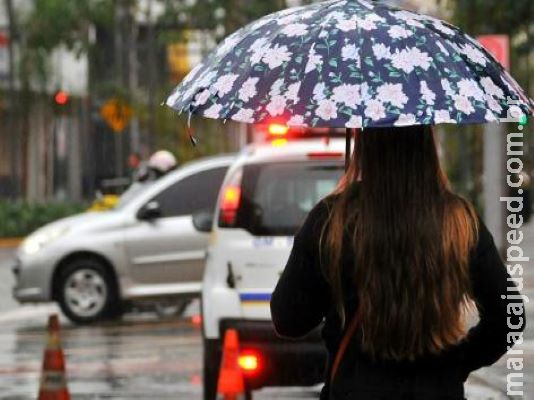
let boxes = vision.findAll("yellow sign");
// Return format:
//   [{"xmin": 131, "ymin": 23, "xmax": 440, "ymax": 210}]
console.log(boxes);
[
  {"xmin": 100, "ymin": 98, "xmax": 133, "ymax": 133},
  {"xmin": 167, "ymin": 42, "xmax": 191, "ymax": 81}
]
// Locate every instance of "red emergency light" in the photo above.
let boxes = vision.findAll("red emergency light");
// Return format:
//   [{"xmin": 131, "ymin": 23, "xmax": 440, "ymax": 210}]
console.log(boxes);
[{"xmin": 268, "ymin": 124, "xmax": 289, "ymax": 136}]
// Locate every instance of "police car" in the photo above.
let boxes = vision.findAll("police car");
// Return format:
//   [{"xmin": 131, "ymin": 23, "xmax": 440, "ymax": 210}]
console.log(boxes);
[{"xmin": 196, "ymin": 125, "xmax": 345, "ymax": 399}]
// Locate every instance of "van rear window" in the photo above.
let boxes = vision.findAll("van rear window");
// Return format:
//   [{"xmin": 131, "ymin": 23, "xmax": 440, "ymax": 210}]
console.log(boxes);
[{"xmin": 233, "ymin": 161, "xmax": 343, "ymax": 236}]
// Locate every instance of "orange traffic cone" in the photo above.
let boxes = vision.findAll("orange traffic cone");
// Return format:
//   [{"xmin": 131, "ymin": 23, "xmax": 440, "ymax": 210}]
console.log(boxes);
[
  {"xmin": 217, "ymin": 329, "xmax": 245, "ymax": 400},
  {"xmin": 38, "ymin": 314, "xmax": 70, "ymax": 400}
]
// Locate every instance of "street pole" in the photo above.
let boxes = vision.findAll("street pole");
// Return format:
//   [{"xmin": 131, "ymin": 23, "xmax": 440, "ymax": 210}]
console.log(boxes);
[
  {"xmin": 5, "ymin": 0, "xmax": 18, "ymax": 198},
  {"xmin": 127, "ymin": 1, "xmax": 140, "ymax": 157},
  {"xmin": 483, "ymin": 123, "xmax": 507, "ymax": 253},
  {"xmin": 114, "ymin": 0, "xmax": 125, "ymax": 179},
  {"xmin": 115, "ymin": 132, "xmax": 124, "ymax": 179},
  {"xmin": 146, "ymin": 0, "xmax": 156, "ymax": 154}
]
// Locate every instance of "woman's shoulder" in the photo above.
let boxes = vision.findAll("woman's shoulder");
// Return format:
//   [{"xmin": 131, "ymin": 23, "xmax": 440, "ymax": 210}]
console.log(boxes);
[
  {"xmin": 472, "ymin": 215, "xmax": 497, "ymax": 258},
  {"xmin": 298, "ymin": 196, "xmax": 337, "ymax": 238},
  {"xmin": 309, "ymin": 195, "xmax": 339, "ymax": 221}
]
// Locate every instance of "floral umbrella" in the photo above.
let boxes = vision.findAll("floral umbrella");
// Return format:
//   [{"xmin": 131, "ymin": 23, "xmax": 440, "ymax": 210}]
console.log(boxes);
[{"xmin": 166, "ymin": 0, "xmax": 532, "ymax": 130}]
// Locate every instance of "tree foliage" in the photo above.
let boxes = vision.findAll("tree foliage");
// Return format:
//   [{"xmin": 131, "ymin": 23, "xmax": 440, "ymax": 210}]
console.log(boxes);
[
  {"xmin": 451, "ymin": 0, "xmax": 531, "ymax": 37},
  {"xmin": 160, "ymin": 0, "xmax": 286, "ymax": 42},
  {"xmin": 25, "ymin": 0, "xmax": 113, "ymax": 52}
]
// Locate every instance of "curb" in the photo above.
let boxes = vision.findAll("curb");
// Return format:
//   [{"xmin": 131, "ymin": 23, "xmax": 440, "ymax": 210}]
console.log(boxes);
[{"xmin": 0, "ymin": 238, "xmax": 23, "ymax": 249}]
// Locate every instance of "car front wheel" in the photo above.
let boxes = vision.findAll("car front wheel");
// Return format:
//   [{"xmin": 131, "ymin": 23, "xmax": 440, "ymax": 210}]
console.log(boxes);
[{"xmin": 57, "ymin": 257, "xmax": 120, "ymax": 324}]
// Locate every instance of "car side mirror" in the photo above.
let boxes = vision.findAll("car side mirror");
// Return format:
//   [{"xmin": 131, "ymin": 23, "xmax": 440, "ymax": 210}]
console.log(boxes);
[
  {"xmin": 138, "ymin": 201, "xmax": 162, "ymax": 221},
  {"xmin": 192, "ymin": 211, "xmax": 214, "ymax": 233}
]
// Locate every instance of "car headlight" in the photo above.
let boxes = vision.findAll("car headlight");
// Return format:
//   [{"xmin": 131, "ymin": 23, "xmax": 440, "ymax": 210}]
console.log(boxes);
[{"xmin": 21, "ymin": 226, "xmax": 70, "ymax": 255}]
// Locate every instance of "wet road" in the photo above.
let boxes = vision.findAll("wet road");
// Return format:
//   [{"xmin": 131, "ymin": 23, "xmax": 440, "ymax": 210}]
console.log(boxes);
[
  {"xmin": 0, "ymin": 222, "xmax": 532, "ymax": 400},
  {"xmin": 0, "ymin": 247, "xmax": 321, "ymax": 399}
]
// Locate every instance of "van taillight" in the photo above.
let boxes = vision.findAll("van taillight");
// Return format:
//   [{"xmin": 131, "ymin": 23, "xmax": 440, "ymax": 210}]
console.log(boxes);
[
  {"xmin": 238, "ymin": 351, "xmax": 262, "ymax": 376},
  {"xmin": 219, "ymin": 170, "xmax": 242, "ymax": 227},
  {"xmin": 220, "ymin": 186, "xmax": 241, "ymax": 225}
]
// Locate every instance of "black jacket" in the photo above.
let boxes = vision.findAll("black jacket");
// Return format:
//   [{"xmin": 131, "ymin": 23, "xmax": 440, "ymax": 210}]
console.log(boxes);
[{"xmin": 270, "ymin": 200, "xmax": 526, "ymax": 400}]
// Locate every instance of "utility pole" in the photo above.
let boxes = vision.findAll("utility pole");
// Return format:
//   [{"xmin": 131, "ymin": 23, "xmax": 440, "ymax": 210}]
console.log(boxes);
[
  {"xmin": 146, "ymin": 0, "xmax": 156, "ymax": 153},
  {"xmin": 5, "ymin": 0, "xmax": 19, "ymax": 198},
  {"xmin": 127, "ymin": 0, "xmax": 140, "ymax": 157},
  {"xmin": 113, "ymin": 0, "xmax": 125, "ymax": 178}
]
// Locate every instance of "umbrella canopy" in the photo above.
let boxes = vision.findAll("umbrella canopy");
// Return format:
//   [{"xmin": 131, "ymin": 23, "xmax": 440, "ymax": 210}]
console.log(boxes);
[{"xmin": 166, "ymin": 0, "xmax": 532, "ymax": 128}]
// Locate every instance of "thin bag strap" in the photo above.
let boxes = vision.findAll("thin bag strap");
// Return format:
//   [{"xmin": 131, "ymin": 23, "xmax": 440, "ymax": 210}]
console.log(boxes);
[{"xmin": 330, "ymin": 307, "xmax": 362, "ymax": 382}]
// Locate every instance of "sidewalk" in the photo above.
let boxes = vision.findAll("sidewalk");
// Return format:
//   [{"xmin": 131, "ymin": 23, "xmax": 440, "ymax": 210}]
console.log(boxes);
[{"xmin": 472, "ymin": 218, "xmax": 534, "ymax": 399}]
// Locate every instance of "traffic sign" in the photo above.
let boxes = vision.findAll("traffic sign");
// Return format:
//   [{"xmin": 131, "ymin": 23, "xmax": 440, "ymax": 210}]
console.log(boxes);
[
  {"xmin": 477, "ymin": 35, "xmax": 510, "ymax": 71},
  {"xmin": 100, "ymin": 98, "xmax": 133, "ymax": 133}
]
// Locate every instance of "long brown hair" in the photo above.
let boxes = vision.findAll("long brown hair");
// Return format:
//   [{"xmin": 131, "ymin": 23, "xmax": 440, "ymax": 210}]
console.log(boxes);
[{"xmin": 321, "ymin": 125, "xmax": 478, "ymax": 361}]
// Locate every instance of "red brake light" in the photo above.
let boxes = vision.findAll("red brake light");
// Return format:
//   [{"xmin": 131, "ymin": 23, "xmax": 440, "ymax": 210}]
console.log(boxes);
[
  {"xmin": 222, "ymin": 186, "xmax": 241, "ymax": 209},
  {"xmin": 238, "ymin": 351, "xmax": 261, "ymax": 375},
  {"xmin": 268, "ymin": 124, "xmax": 289, "ymax": 136},
  {"xmin": 219, "ymin": 170, "xmax": 243, "ymax": 227}
]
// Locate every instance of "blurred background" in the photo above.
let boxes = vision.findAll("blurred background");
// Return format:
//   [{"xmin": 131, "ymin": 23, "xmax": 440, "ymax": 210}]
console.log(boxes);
[{"xmin": 0, "ymin": 0, "xmax": 532, "ymax": 231}]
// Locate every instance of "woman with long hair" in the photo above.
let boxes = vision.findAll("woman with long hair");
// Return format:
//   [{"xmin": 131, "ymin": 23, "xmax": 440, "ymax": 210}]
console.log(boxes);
[{"xmin": 271, "ymin": 125, "xmax": 525, "ymax": 400}]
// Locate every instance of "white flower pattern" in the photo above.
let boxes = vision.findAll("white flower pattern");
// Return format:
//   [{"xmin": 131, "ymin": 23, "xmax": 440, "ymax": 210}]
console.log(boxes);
[
  {"xmin": 420, "ymin": 82, "xmax": 436, "ymax": 105},
  {"xmin": 232, "ymin": 108, "xmax": 255, "ymax": 123},
  {"xmin": 372, "ymin": 43, "xmax": 391, "ymax": 60},
  {"xmin": 316, "ymin": 99, "xmax": 338, "ymax": 121},
  {"xmin": 457, "ymin": 79, "xmax": 484, "ymax": 101},
  {"xmin": 266, "ymin": 95, "xmax": 287, "ymax": 116},
  {"xmin": 365, "ymin": 99, "xmax": 387, "ymax": 121},
  {"xmin": 167, "ymin": 0, "xmax": 532, "ymax": 129},
  {"xmin": 262, "ymin": 45, "xmax": 291, "ymax": 69},
  {"xmin": 281, "ymin": 23, "xmax": 308, "ymax": 37},
  {"xmin": 395, "ymin": 113, "xmax": 417, "ymax": 126},
  {"xmin": 213, "ymin": 74, "xmax": 239, "ymax": 97},
  {"xmin": 239, "ymin": 78, "xmax": 259, "ymax": 102},
  {"xmin": 454, "ymin": 95, "xmax": 475, "ymax": 115},
  {"xmin": 342, "ymin": 44, "xmax": 360, "ymax": 62},
  {"xmin": 376, "ymin": 83, "xmax": 409, "ymax": 108},
  {"xmin": 388, "ymin": 25, "xmax": 412, "ymax": 39},
  {"xmin": 332, "ymin": 84, "xmax": 361, "ymax": 108}
]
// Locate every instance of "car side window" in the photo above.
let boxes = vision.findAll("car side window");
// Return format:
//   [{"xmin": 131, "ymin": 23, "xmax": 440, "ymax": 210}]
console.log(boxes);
[{"xmin": 152, "ymin": 167, "xmax": 227, "ymax": 218}]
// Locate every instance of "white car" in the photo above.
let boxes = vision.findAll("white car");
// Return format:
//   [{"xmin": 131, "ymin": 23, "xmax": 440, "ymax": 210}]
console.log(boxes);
[
  {"xmin": 199, "ymin": 132, "xmax": 345, "ymax": 399},
  {"xmin": 13, "ymin": 155, "xmax": 234, "ymax": 323}
]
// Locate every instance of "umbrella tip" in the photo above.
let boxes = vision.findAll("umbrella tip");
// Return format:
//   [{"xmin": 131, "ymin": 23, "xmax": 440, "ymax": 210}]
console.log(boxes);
[{"xmin": 189, "ymin": 133, "xmax": 198, "ymax": 147}]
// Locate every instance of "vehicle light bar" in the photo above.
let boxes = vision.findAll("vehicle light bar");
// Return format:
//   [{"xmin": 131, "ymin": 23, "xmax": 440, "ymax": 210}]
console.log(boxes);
[
  {"xmin": 307, "ymin": 152, "xmax": 344, "ymax": 159},
  {"xmin": 268, "ymin": 124, "xmax": 289, "ymax": 136}
]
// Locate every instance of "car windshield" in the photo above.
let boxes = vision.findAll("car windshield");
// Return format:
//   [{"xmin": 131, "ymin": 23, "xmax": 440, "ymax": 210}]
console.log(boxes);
[
  {"xmin": 235, "ymin": 161, "xmax": 343, "ymax": 236},
  {"xmin": 114, "ymin": 181, "xmax": 155, "ymax": 210}
]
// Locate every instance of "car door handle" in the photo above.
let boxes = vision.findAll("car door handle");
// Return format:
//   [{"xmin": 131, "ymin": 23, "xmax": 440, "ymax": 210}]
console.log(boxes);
[{"xmin": 226, "ymin": 262, "xmax": 242, "ymax": 288}]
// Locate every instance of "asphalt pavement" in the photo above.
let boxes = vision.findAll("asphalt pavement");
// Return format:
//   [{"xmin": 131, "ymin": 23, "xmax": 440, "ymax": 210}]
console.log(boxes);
[{"xmin": 0, "ymin": 218, "xmax": 532, "ymax": 399}]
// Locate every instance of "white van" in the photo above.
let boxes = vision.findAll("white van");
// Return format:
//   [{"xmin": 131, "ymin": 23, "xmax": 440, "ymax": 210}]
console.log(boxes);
[{"xmin": 198, "ymin": 130, "xmax": 345, "ymax": 399}]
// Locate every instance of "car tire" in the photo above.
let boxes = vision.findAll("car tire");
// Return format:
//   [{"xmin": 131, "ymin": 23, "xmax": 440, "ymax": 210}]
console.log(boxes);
[
  {"xmin": 203, "ymin": 338, "xmax": 222, "ymax": 400},
  {"xmin": 57, "ymin": 257, "xmax": 121, "ymax": 324}
]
